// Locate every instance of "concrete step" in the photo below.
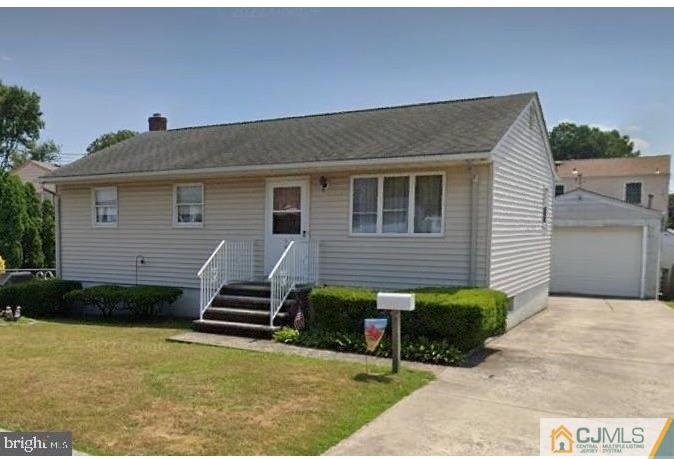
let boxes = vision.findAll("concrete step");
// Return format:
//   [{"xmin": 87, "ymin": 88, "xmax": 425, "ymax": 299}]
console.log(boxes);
[
  {"xmin": 203, "ymin": 306, "xmax": 288, "ymax": 325},
  {"xmin": 220, "ymin": 282, "xmax": 271, "ymax": 298},
  {"xmin": 192, "ymin": 319, "xmax": 280, "ymax": 338},
  {"xmin": 211, "ymin": 294, "xmax": 297, "ymax": 311}
]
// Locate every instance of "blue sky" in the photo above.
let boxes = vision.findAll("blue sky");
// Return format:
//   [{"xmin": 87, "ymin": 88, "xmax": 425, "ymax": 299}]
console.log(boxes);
[{"xmin": 1, "ymin": 8, "xmax": 673, "ymax": 169}]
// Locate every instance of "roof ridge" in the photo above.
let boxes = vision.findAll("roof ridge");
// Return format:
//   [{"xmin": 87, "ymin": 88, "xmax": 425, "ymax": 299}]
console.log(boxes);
[
  {"xmin": 559, "ymin": 154, "xmax": 670, "ymax": 162},
  {"xmin": 167, "ymin": 91, "xmax": 537, "ymax": 133}
]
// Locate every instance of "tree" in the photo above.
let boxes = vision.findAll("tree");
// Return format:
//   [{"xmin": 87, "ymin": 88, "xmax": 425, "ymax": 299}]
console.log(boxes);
[
  {"xmin": 0, "ymin": 173, "xmax": 27, "ymax": 267},
  {"xmin": 86, "ymin": 129, "xmax": 138, "ymax": 154},
  {"xmin": 549, "ymin": 122, "xmax": 640, "ymax": 161},
  {"xmin": 11, "ymin": 139, "xmax": 62, "ymax": 168},
  {"xmin": 21, "ymin": 182, "xmax": 44, "ymax": 268},
  {"xmin": 41, "ymin": 199, "xmax": 55, "ymax": 268},
  {"xmin": 0, "ymin": 81, "xmax": 45, "ymax": 170}
]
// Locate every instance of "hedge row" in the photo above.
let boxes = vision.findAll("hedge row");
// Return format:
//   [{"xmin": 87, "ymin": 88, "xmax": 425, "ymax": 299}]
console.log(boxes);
[
  {"xmin": 0, "ymin": 279, "xmax": 82, "ymax": 317},
  {"xmin": 308, "ymin": 286, "xmax": 508, "ymax": 352},
  {"xmin": 65, "ymin": 285, "xmax": 182, "ymax": 318}
]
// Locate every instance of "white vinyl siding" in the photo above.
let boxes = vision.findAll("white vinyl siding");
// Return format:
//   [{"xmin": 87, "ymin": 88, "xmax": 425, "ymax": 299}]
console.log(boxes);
[
  {"xmin": 315, "ymin": 165, "xmax": 489, "ymax": 289},
  {"xmin": 488, "ymin": 100, "xmax": 555, "ymax": 297},
  {"xmin": 58, "ymin": 164, "xmax": 490, "ymax": 292},
  {"xmin": 59, "ymin": 178, "xmax": 266, "ymax": 289}
]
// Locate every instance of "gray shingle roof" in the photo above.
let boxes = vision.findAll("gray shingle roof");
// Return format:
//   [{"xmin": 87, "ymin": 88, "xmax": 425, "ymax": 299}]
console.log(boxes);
[{"xmin": 49, "ymin": 92, "xmax": 536, "ymax": 179}]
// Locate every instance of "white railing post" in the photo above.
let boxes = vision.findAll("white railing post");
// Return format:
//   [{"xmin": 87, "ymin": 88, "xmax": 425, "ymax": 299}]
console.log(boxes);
[
  {"xmin": 197, "ymin": 239, "xmax": 255, "ymax": 320},
  {"xmin": 267, "ymin": 240, "xmax": 320, "ymax": 326}
]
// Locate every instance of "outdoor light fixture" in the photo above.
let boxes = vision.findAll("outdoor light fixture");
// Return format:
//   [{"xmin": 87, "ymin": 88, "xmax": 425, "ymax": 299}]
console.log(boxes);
[
  {"xmin": 572, "ymin": 168, "xmax": 578, "ymax": 175},
  {"xmin": 656, "ymin": 168, "xmax": 661, "ymax": 175},
  {"xmin": 319, "ymin": 176, "xmax": 329, "ymax": 191}
]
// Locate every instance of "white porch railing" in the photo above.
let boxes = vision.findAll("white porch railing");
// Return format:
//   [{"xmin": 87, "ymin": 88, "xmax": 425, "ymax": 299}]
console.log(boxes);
[
  {"xmin": 197, "ymin": 240, "xmax": 255, "ymax": 320},
  {"xmin": 268, "ymin": 240, "xmax": 319, "ymax": 326}
]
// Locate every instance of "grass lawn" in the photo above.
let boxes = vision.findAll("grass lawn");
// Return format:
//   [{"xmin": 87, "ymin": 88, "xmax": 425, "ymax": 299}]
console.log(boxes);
[
  {"xmin": 667, "ymin": 301, "xmax": 674, "ymax": 310},
  {"xmin": 0, "ymin": 318, "xmax": 433, "ymax": 455}
]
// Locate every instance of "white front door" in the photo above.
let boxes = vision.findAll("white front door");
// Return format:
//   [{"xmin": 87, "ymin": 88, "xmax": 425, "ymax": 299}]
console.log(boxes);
[{"xmin": 265, "ymin": 178, "xmax": 310, "ymax": 274}]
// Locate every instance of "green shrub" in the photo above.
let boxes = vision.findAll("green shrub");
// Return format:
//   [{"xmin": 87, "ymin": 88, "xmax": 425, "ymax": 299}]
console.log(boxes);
[
  {"xmin": 273, "ymin": 327, "xmax": 464, "ymax": 366},
  {"xmin": 65, "ymin": 285, "xmax": 182, "ymax": 318},
  {"xmin": 308, "ymin": 286, "xmax": 508, "ymax": 352},
  {"xmin": 272, "ymin": 326, "xmax": 300, "ymax": 344},
  {"xmin": 65, "ymin": 285, "xmax": 126, "ymax": 318},
  {"xmin": 124, "ymin": 286, "xmax": 183, "ymax": 318},
  {"xmin": 0, "ymin": 279, "xmax": 82, "ymax": 317}
]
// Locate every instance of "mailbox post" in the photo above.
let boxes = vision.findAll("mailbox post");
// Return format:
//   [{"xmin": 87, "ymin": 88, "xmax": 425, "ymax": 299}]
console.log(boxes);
[{"xmin": 377, "ymin": 292, "xmax": 415, "ymax": 373}]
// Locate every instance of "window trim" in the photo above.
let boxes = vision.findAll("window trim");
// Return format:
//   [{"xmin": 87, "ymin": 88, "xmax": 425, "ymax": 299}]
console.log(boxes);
[
  {"xmin": 91, "ymin": 186, "xmax": 118, "ymax": 228},
  {"xmin": 173, "ymin": 183, "xmax": 204, "ymax": 228},
  {"xmin": 349, "ymin": 172, "xmax": 446, "ymax": 237},
  {"xmin": 624, "ymin": 181, "xmax": 643, "ymax": 205}
]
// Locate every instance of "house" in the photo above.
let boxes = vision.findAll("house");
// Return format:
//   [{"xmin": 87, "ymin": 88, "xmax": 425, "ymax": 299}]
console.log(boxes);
[
  {"xmin": 555, "ymin": 155, "xmax": 670, "ymax": 214},
  {"xmin": 41, "ymin": 92, "xmax": 556, "ymax": 332},
  {"xmin": 11, "ymin": 160, "xmax": 59, "ymax": 200}
]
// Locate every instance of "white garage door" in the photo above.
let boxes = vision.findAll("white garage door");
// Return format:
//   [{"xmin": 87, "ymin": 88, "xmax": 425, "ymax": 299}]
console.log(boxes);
[{"xmin": 551, "ymin": 226, "xmax": 643, "ymax": 298}]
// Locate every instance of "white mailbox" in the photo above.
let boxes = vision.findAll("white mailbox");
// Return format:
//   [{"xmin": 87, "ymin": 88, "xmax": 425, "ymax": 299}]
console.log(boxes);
[{"xmin": 377, "ymin": 292, "xmax": 415, "ymax": 311}]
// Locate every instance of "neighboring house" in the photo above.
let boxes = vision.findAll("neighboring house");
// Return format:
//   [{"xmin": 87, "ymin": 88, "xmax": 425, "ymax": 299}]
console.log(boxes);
[
  {"xmin": 551, "ymin": 156, "xmax": 671, "ymax": 299},
  {"xmin": 555, "ymin": 155, "xmax": 670, "ymax": 215},
  {"xmin": 42, "ymin": 92, "xmax": 556, "ymax": 330},
  {"xmin": 11, "ymin": 160, "xmax": 59, "ymax": 200}
]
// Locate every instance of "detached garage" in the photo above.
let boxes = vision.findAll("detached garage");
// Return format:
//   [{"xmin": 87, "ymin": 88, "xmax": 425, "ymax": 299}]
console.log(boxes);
[{"xmin": 552, "ymin": 189, "xmax": 663, "ymax": 299}]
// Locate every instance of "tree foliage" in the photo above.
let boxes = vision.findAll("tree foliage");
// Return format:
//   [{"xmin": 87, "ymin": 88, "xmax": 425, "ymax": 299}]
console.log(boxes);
[
  {"xmin": 0, "ymin": 173, "xmax": 27, "ymax": 267},
  {"xmin": 0, "ymin": 174, "xmax": 54, "ymax": 269},
  {"xmin": 549, "ymin": 122, "xmax": 640, "ymax": 161},
  {"xmin": 86, "ymin": 129, "xmax": 138, "ymax": 154},
  {"xmin": 41, "ymin": 199, "xmax": 56, "ymax": 268},
  {"xmin": 12, "ymin": 139, "xmax": 61, "ymax": 166},
  {"xmin": 0, "ymin": 81, "xmax": 44, "ymax": 170},
  {"xmin": 21, "ymin": 182, "xmax": 44, "ymax": 269}
]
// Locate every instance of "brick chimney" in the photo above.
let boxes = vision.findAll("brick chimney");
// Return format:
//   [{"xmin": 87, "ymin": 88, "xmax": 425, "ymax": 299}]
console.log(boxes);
[{"xmin": 148, "ymin": 113, "xmax": 167, "ymax": 131}]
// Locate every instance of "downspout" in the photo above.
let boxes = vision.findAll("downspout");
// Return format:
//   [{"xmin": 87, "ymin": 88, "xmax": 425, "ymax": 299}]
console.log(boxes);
[
  {"xmin": 42, "ymin": 186, "xmax": 61, "ymax": 278},
  {"xmin": 468, "ymin": 162, "xmax": 479, "ymax": 286}
]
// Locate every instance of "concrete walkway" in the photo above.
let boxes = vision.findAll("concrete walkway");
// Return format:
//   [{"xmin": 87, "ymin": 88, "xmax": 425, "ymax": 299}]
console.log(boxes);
[{"xmin": 327, "ymin": 297, "xmax": 674, "ymax": 455}]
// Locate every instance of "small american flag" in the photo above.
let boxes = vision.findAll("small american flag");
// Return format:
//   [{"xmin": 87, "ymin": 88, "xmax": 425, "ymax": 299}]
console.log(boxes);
[{"xmin": 294, "ymin": 308, "xmax": 305, "ymax": 330}]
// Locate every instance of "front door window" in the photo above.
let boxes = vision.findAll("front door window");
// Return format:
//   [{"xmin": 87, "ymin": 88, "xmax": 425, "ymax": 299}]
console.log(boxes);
[{"xmin": 272, "ymin": 186, "xmax": 302, "ymax": 234}]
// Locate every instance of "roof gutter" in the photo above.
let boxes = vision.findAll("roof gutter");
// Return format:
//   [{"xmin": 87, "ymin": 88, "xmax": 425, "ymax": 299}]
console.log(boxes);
[{"xmin": 40, "ymin": 151, "xmax": 492, "ymax": 184}]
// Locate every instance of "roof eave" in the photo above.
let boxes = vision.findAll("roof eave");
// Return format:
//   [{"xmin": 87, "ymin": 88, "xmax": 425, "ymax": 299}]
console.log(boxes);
[{"xmin": 41, "ymin": 151, "xmax": 492, "ymax": 184}]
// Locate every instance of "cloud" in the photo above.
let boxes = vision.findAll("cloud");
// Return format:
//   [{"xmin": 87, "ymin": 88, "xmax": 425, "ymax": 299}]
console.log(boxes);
[
  {"xmin": 0, "ymin": 55, "xmax": 12, "ymax": 61},
  {"xmin": 631, "ymin": 137, "xmax": 650, "ymax": 151},
  {"xmin": 589, "ymin": 123, "xmax": 618, "ymax": 132}
]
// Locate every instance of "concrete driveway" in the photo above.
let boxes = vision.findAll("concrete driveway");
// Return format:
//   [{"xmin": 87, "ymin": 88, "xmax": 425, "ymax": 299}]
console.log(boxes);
[{"xmin": 327, "ymin": 297, "xmax": 674, "ymax": 455}]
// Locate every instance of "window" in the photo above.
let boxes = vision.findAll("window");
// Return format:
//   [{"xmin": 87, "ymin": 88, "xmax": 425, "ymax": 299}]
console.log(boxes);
[
  {"xmin": 93, "ymin": 187, "xmax": 117, "ymax": 226},
  {"xmin": 272, "ymin": 186, "xmax": 302, "ymax": 234},
  {"xmin": 383, "ymin": 176, "xmax": 409, "ymax": 233},
  {"xmin": 351, "ymin": 177, "xmax": 378, "ymax": 234},
  {"xmin": 174, "ymin": 184, "xmax": 203, "ymax": 226},
  {"xmin": 625, "ymin": 182, "xmax": 642, "ymax": 205},
  {"xmin": 350, "ymin": 173, "xmax": 444, "ymax": 235},
  {"xmin": 555, "ymin": 184, "xmax": 565, "ymax": 197},
  {"xmin": 542, "ymin": 188, "xmax": 549, "ymax": 224}
]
